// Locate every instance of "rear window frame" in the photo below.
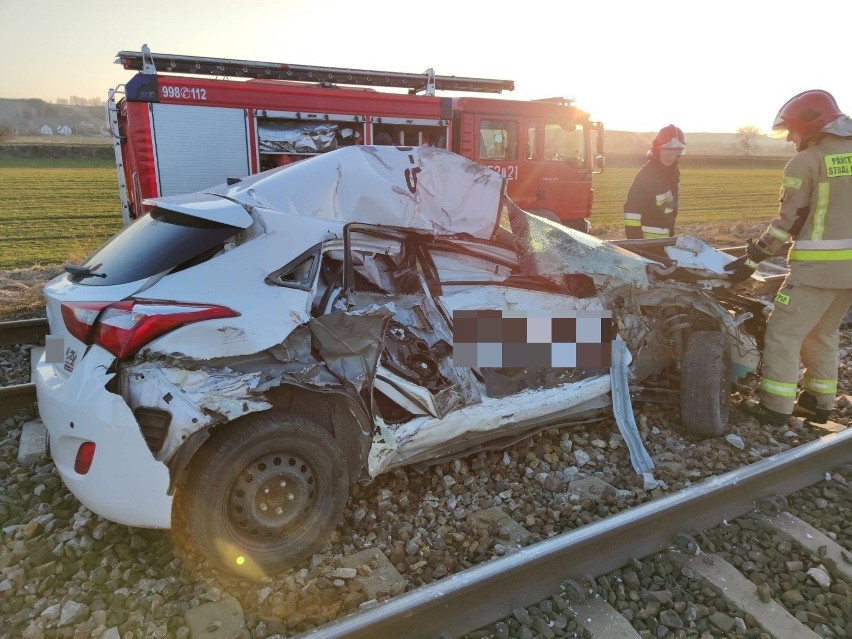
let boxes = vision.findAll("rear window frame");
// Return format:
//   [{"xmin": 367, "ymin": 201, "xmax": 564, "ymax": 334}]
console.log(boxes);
[{"xmin": 71, "ymin": 207, "xmax": 241, "ymax": 286}]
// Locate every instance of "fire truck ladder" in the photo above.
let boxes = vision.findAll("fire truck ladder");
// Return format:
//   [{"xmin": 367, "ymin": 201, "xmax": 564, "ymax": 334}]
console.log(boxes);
[
  {"xmin": 105, "ymin": 86, "xmax": 132, "ymax": 226},
  {"xmin": 116, "ymin": 45, "xmax": 514, "ymax": 96}
]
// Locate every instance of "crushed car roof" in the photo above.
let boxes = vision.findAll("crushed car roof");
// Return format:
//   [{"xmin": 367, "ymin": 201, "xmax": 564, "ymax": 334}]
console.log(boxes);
[{"xmin": 146, "ymin": 146, "xmax": 505, "ymax": 238}]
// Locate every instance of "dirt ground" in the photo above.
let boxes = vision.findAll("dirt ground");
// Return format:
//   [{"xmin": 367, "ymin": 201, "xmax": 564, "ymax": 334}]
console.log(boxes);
[{"xmin": 0, "ymin": 266, "xmax": 62, "ymax": 320}]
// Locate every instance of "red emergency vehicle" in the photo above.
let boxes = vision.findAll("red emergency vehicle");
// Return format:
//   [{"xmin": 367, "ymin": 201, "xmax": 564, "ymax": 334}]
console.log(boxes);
[{"xmin": 108, "ymin": 46, "xmax": 604, "ymax": 230}]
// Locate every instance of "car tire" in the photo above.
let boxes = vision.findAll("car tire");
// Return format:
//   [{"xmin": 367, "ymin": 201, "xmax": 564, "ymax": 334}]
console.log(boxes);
[
  {"xmin": 680, "ymin": 331, "xmax": 731, "ymax": 439},
  {"xmin": 176, "ymin": 412, "xmax": 349, "ymax": 578}
]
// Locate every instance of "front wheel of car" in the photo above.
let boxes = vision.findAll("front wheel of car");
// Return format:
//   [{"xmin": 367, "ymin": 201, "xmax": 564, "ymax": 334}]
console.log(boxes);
[
  {"xmin": 176, "ymin": 412, "xmax": 349, "ymax": 579},
  {"xmin": 680, "ymin": 331, "xmax": 731, "ymax": 439}
]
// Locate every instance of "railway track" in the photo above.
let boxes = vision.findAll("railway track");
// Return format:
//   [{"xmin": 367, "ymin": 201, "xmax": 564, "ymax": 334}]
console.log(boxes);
[
  {"xmin": 0, "ymin": 317, "xmax": 47, "ymax": 419},
  {"xmin": 295, "ymin": 428, "xmax": 852, "ymax": 639}
]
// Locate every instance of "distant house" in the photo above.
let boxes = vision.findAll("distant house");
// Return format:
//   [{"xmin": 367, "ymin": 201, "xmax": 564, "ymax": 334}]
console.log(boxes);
[
  {"xmin": 40, "ymin": 124, "xmax": 53, "ymax": 135},
  {"xmin": 57, "ymin": 125, "xmax": 72, "ymax": 136}
]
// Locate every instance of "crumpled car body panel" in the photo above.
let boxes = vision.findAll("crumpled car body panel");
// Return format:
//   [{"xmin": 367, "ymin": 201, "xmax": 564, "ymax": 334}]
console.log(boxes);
[{"xmin": 36, "ymin": 146, "xmax": 768, "ymax": 530}]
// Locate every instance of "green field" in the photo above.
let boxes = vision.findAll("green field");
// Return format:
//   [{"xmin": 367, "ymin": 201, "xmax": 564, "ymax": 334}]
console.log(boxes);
[
  {"xmin": 0, "ymin": 158, "xmax": 787, "ymax": 271},
  {"xmin": 591, "ymin": 164, "xmax": 784, "ymax": 239},
  {"xmin": 0, "ymin": 158, "xmax": 122, "ymax": 270}
]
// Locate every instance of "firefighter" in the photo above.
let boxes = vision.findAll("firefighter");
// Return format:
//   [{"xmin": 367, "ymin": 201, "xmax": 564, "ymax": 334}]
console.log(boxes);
[
  {"xmin": 725, "ymin": 90, "xmax": 852, "ymax": 426},
  {"xmin": 623, "ymin": 125, "xmax": 687, "ymax": 239}
]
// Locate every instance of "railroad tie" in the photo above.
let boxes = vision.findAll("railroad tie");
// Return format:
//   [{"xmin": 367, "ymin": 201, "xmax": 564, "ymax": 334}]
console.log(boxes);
[
  {"xmin": 565, "ymin": 595, "xmax": 642, "ymax": 638},
  {"xmin": 750, "ymin": 510, "xmax": 852, "ymax": 582},
  {"xmin": 675, "ymin": 552, "xmax": 822, "ymax": 639}
]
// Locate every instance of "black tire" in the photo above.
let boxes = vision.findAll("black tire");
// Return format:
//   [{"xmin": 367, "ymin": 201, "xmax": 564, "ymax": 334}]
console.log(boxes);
[
  {"xmin": 680, "ymin": 331, "xmax": 731, "ymax": 439},
  {"xmin": 176, "ymin": 412, "xmax": 349, "ymax": 578}
]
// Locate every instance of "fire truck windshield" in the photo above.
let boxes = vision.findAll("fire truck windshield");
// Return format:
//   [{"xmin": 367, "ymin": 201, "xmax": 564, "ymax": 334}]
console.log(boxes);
[{"xmin": 544, "ymin": 122, "xmax": 585, "ymax": 166}]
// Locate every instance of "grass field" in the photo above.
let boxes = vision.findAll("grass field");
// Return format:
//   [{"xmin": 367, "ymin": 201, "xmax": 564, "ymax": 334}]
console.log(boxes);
[
  {"xmin": 591, "ymin": 164, "xmax": 784, "ymax": 242},
  {"xmin": 0, "ymin": 158, "xmax": 122, "ymax": 270}
]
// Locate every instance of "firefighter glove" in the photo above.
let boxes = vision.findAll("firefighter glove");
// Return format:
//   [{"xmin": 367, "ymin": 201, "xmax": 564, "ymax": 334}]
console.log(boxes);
[
  {"xmin": 745, "ymin": 238, "xmax": 773, "ymax": 263},
  {"xmin": 724, "ymin": 239, "xmax": 770, "ymax": 283},
  {"xmin": 724, "ymin": 255, "xmax": 757, "ymax": 282}
]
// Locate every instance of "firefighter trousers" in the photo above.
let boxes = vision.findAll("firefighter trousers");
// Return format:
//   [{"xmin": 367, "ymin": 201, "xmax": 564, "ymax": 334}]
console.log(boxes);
[{"xmin": 759, "ymin": 281, "xmax": 852, "ymax": 414}]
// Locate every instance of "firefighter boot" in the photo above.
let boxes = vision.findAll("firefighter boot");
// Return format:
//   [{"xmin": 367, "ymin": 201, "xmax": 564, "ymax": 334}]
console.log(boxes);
[
  {"xmin": 739, "ymin": 397, "xmax": 789, "ymax": 427},
  {"xmin": 792, "ymin": 391, "xmax": 831, "ymax": 424}
]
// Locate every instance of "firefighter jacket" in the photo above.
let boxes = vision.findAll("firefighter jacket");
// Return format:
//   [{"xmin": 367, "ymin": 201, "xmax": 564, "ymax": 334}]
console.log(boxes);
[
  {"xmin": 756, "ymin": 133, "xmax": 852, "ymax": 289},
  {"xmin": 623, "ymin": 159, "xmax": 680, "ymax": 239}
]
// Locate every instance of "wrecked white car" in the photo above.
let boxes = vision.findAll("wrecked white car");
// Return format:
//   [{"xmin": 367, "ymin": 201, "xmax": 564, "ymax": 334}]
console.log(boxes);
[{"xmin": 34, "ymin": 146, "xmax": 767, "ymax": 577}]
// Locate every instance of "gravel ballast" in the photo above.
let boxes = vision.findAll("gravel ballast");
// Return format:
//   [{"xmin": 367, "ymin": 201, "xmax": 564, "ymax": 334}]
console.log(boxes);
[{"xmin": 1, "ymin": 331, "xmax": 850, "ymax": 638}]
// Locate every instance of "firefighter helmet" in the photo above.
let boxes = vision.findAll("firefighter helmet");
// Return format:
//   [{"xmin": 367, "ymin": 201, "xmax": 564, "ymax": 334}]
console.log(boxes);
[
  {"xmin": 771, "ymin": 90, "xmax": 843, "ymax": 139},
  {"xmin": 650, "ymin": 125, "xmax": 686, "ymax": 157}
]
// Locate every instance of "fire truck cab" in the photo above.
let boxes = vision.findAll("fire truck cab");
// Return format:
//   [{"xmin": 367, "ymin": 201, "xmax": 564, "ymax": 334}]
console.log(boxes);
[{"xmin": 108, "ymin": 46, "xmax": 604, "ymax": 231}]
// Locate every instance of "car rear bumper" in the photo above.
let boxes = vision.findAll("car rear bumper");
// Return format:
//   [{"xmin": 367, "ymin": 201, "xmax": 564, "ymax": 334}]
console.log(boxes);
[{"xmin": 34, "ymin": 346, "xmax": 172, "ymax": 528}]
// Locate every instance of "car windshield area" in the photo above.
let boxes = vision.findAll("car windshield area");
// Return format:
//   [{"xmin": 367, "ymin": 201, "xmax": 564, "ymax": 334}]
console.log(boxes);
[
  {"xmin": 495, "ymin": 201, "xmax": 653, "ymax": 291},
  {"xmin": 70, "ymin": 208, "xmax": 240, "ymax": 286}
]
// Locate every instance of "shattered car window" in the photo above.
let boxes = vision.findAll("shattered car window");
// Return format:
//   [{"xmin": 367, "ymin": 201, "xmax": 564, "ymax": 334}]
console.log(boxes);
[{"xmin": 504, "ymin": 201, "xmax": 657, "ymax": 291}]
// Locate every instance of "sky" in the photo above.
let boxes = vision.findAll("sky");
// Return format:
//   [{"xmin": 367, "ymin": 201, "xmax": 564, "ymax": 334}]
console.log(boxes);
[{"xmin": 1, "ymin": 0, "xmax": 849, "ymax": 134}]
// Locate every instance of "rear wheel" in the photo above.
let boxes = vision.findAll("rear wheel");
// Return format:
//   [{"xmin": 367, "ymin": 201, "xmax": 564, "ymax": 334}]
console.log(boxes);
[
  {"xmin": 176, "ymin": 412, "xmax": 348, "ymax": 578},
  {"xmin": 680, "ymin": 331, "xmax": 731, "ymax": 438}
]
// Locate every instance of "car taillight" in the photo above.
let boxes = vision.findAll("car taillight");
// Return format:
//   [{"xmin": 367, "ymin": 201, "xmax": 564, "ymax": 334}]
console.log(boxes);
[
  {"xmin": 61, "ymin": 300, "xmax": 239, "ymax": 360},
  {"xmin": 61, "ymin": 301, "xmax": 111, "ymax": 344},
  {"xmin": 74, "ymin": 442, "xmax": 96, "ymax": 474}
]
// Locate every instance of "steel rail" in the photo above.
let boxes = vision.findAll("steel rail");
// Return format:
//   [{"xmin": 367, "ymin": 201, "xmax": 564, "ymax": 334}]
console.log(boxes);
[
  {"xmin": 296, "ymin": 428, "xmax": 852, "ymax": 639},
  {"xmin": 0, "ymin": 318, "xmax": 48, "ymax": 348},
  {"xmin": 0, "ymin": 383, "xmax": 37, "ymax": 420},
  {"xmin": 0, "ymin": 318, "xmax": 46, "ymax": 419}
]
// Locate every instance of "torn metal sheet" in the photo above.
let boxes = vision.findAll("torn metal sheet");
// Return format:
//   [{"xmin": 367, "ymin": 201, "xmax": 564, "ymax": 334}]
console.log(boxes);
[
  {"xmin": 347, "ymin": 291, "xmax": 481, "ymax": 412},
  {"xmin": 367, "ymin": 375, "xmax": 612, "ymax": 476},
  {"xmin": 262, "ymin": 325, "xmax": 341, "ymax": 389},
  {"xmin": 610, "ymin": 338, "xmax": 654, "ymax": 474},
  {"xmin": 375, "ymin": 366, "xmax": 439, "ymax": 417},
  {"xmin": 664, "ymin": 236, "xmax": 738, "ymax": 275},
  {"xmin": 124, "ymin": 362, "xmax": 271, "ymax": 460},
  {"xmin": 308, "ymin": 311, "xmax": 391, "ymax": 393}
]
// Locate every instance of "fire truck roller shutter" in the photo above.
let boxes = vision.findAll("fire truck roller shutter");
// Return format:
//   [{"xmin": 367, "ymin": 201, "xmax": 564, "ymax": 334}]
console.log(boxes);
[{"xmin": 150, "ymin": 104, "xmax": 250, "ymax": 197}]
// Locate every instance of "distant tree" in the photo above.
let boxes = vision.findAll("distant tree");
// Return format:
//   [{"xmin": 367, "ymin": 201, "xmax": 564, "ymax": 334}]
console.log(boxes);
[
  {"xmin": 734, "ymin": 125, "xmax": 762, "ymax": 159},
  {"xmin": 0, "ymin": 126, "xmax": 13, "ymax": 142}
]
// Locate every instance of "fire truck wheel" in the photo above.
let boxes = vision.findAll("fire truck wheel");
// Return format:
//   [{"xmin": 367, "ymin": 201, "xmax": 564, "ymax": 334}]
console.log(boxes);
[
  {"xmin": 175, "ymin": 412, "xmax": 349, "ymax": 579},
  {"xmin": 680, "ymin": 331, "xmax": 731, "ymax": 439}
]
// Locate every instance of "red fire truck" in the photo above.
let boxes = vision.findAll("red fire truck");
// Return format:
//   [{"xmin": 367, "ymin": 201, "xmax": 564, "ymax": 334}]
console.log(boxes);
[{"xmin": 108, "ymin": 46, "xmax": 605, "ymax": 230}]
